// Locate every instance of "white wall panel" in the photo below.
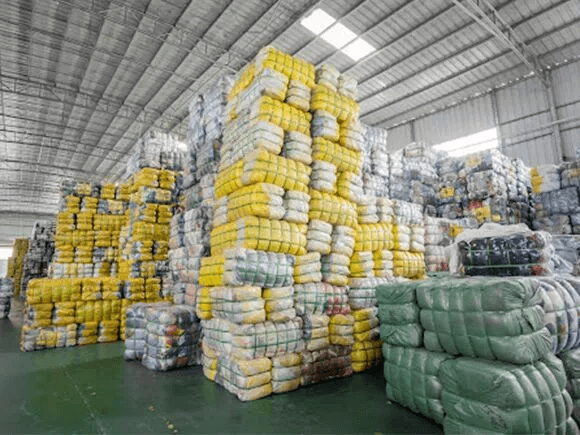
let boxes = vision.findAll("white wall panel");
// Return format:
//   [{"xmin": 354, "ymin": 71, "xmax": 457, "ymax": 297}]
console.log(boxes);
[
  {"xmin": 414, "ymin": 94, "xmax": 494, "ymax": 145},
  {"xmin": 386, "ymin": 123, "xmax": 413, "ymax": 152}
]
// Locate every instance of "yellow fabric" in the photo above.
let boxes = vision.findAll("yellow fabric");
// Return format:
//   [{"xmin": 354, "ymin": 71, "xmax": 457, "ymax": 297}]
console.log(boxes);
[
  {"xmin": 355, "ymin": 223, "xmax": 393, "ymax": 252},
  {"xmin": 309, "ymin": 190, "xmax": 357, "ymax": 227}
]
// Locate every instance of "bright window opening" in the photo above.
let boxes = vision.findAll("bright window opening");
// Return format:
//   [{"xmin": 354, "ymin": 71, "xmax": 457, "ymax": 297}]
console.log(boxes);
[
  {"xmin": 432, "ymin": 128, "xmax": 499, "ymax": 157},
  {"xmin": 320, "ymin": 23, "xmax": 357, "ymax": 49},
  {"xmin": 0, "ymin": 247, "xmax": 13, "ymax": 261},
  {"xmin": 300, "ymin": 8, "xmax": 335, "ymax": 35},
  {"xmin": 342, "ymin": 38, "xmax": 376, "ymax": 61},
  {"xmin": 301, "ymin": 8, "xmax": 376, "ymax": 61}
]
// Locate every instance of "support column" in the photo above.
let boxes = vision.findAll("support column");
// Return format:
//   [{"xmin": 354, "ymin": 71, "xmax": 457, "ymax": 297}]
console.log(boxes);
[
  {"xmin": 410, "ymin": 120, "xmax": 416, "ymax": 143},
  {"xmin": 544, "ymin": 70, "xmax": 564, "ymax": 162},
  {"xmin": 490, "ymin": 89, "xmax": 504, "ymax": 152}
]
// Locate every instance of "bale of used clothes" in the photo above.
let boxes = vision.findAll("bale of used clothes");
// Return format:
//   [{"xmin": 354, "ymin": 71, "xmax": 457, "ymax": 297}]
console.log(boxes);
[{"xmin": 377, "ymin": 281, "xmax": 423, "ymax": 348}]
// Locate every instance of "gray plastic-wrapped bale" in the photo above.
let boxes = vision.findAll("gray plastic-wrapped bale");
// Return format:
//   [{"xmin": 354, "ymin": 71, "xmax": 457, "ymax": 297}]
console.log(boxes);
[
  {"xmin": 383, "ymin": 343, "xmax": 454, "ymax": 424},
  {"xmin": 377, "ymin": 281, "xmax": 423, "ymax": 348},
  {"xmin": 0, "ymin": 278, "xmax": 13, "ymax": 319},
  {"xmin": 440, "ymin": 354, "xmax": 578, "ymax": 434},
  {"xmin": 141, "ymin": 304, "xmax": 201, "ymax": 371},
  {"xmin": 222, "ymin": 248, "xmax": 295, "ymax": 287},
  {"xmin": 417, "ymin": 277, "xmax": 552, "ymax": 364}
]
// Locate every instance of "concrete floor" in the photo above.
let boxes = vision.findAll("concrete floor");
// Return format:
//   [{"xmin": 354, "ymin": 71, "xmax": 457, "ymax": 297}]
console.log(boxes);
[{"xmin": 0, "ymin": 315, "xmax": 442, "ymax": 435}]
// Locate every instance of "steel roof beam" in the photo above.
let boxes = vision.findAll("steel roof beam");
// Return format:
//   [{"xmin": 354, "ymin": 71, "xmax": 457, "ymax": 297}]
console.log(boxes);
[
  {"xmin": 450, "ymin": 0, "xmax": 550, "ymax": 86},
  {"xmin": 360, "ymin": 4, "xmax": 577, "ymax": 120}
]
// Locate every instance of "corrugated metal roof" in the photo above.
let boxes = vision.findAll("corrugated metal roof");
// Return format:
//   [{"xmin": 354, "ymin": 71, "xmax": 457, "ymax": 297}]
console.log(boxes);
[{"xmin": 0, "ymin": 0, "xmax": 579, "ymax": 240}]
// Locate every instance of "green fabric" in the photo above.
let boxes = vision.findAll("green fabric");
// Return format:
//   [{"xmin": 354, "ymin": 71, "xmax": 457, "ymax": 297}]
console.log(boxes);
[
  {"xmin": 416, "ymin": 277, "xmax": 552, "ymax": 364},
  {"xmin": 440, "ymin": 354, "xmax": 574, "ymax": 434},
  {"xmin": 382, "ymin": 343, "xmax": 454, "ymax": 424},
  {"xmin": 559, "ymin": 349, "xmax": 580, "ymax": 425},
  {"xmin": 377, "ymin": 281, "xmax": 422, "ymax": 347}
]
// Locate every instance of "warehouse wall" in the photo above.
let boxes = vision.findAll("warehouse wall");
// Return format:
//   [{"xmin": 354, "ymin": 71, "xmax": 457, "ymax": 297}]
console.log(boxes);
[
  {"xmin": 0, "ymin": 212, "xmax": 55, "ymax": 246},
  {"xmin": 386, "ymin": 58, "xmax": 580, "ymax": 166}
]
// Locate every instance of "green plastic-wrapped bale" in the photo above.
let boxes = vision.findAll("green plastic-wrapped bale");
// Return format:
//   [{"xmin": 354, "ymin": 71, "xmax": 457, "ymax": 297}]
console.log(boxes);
[
  {"xmin": 383, "ymin": 343, "xmax": 454, "ymax": 424},
  {"xmin": 440, "ymin": 354, "xmax": 577, "ymax": 434},
  {"xmin": 377, "ymin": 281, "xmax": 423, "ymax": 347},
  {"xmin": 559, "ymin": 348, "xmax": 580, "ymax": 424},
  {"xmin": 416, "ymin": 276, "xmax": 552, "ymax": 364}
]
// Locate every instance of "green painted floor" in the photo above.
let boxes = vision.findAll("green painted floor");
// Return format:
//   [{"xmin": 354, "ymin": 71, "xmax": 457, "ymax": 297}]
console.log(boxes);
[{"xmin": 0, "ymin": 316, "xmax": 442, "ymax": 435}]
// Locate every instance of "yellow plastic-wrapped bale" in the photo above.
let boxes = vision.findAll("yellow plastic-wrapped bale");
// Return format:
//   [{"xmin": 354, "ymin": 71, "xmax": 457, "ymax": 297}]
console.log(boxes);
[
  {"xmin": 337, "ymin": 172, "xmax": 364, "ymax": 204},
  {"xmin": 302, "ymin": 314, "xmax": 330, "ymax": 351},
  {"xmin": 132, "ymin": 168, "xmax": 159, "ymax": 189},
  {"xmin": 294, "ymin": 252, "xmax": 322, "ymax": 284},
  {"xmin": 339, "ymin": 117, "xmax": 363, "ymax": 151},
  {"xmin": 77, "ymin": 322, "xmax": 99, "ymax": 345},
  {"xmin": 25, "ymin": 303, "xmax": 53, "ymax": 327},
  {"xmin": 373, "ymin": 250, "xmax": 394, "ymax": 278},
  {"xmin": 199, "ymin": 256, "xmax": 225, "ymax": 287},
  {"xmin": 216, "ymin": 150, "xmax": 311, "ymax": 199},
  {"xmin": 312, "ymin": 137, "xmax": 361, "ymax": 174},
  {"xmin": 210, "ymin": 286, "xmax": 266, "ymax": 324},
  {"xmin": 222, "ymin": 183, "xmax": 285, "ymax": 223},
  {"xmin": 329, "ymin": 314, "xmax": 355, "ymax": 346},
  {"xmin": 255, "ymin": 46, "xmax": 315, "ymax": 88},
  {"xmin": 392, "ymin": 251, "xmax": 426, "ymax": 279},
  {"xmin": 285, "ymin": 80, "xmax": 311, "ymax": 113},
  {"xmin": 352, "ymin": 307, "xmax": 380, "ymax": 342},
  {"xmin": 311, "ymin": 85, "xmax": 359, "ymax": 122},
  {"xmin": 262, "ymin": 287, "xmax": 296, "ymax": 322},
  {"xmin": 231, "ymin": 68, "xmax": 289, "ymax": 113},
  {"xmin": 210, "ymin": 216, "xmax": 307, "ymax": 256},
  {"xmin": 196, "ymin": 287, "xmax": 213, "ymax": 320},
  {"xmin": 309, "ymin": 190, "xmax": 357, "ymax": 228},
  {"xmin": 52, "ymin": 302, "xmax": 76, "ymax": 326},
  {"xmin": 321, "ymin": 253, "xmax": 350, "ymax": 287},
  {"xmin": 354, "ymin": 223, "xmax": 393, "ymax": 252},
  {"xmin": 98, "ymin": 320, "xmax": 119, "ymax": 343},
  {"xmin": 349, "ymin": 251, "xmax": 374, "ymax": 278},
  {"xmin": 272, "ymin": 353, "xmax": 302, "ymax": 394},
  {"xmin": 352, "ymin": 340, "xmax": 382, "ymax": 372}
]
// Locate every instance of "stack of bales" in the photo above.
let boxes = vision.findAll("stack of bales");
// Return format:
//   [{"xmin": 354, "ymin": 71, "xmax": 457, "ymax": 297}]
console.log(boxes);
[
  {"xmin": 7, "ymin": 238, "xmax": 29, "ymax": 297},
  {"xmin": 391, "ymin": 200, "xmax": 426, "ymax": 280},
  {"xmin": 508, "ymin": 158, "xmax": 535, "ymax": 226},
  {"xmin": 168, "ymin": 74, "xmax": 232, "ymax": 307},
  {"xmin": 199, "ymin": 46, "xmax": 314, "ymax": 400},
  {"xmin": 533, "ymin": 163, "xmax": 580, "ymax": 234},
  {"xmin": 435, "ymin": 156, "xmax": 467, "ymax": 220},
  {"xmin": 49, "ymin": 180, "xmax": 128, "ymax": 280},
  {"xmin": 360, "ymin": 125, "xmax": 389, "ymax": 198},
  {"xmin": 0, "ymin": 278, "xmax": 13, "ymax": 319},
  {"xmin": 20, "ymin": 221, "xmax": 55, "ymax": 298},
  {"xmin": 118, "ymin": 166, "xmax": 180, "ymax": 338},
  {"xmin": 377, "ymin": 277, "xmax": 578, "ymax": 433}
]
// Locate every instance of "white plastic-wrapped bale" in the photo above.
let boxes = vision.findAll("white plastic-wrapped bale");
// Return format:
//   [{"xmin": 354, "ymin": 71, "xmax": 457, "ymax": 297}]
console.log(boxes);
[
  {"xmin": 124, "ymin": 302, "xmax": 172, "ymax": 360},
  {"xmin": 0, "ymin": 278, "xmax": 13, "ymax": 319},
  {"xmin": 141, "ymin": 304, "xmax": 201, "ymax": 371}
]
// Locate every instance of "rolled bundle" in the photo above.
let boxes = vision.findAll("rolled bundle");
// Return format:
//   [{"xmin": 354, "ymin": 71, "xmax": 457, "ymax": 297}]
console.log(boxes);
[
  {"xmin": 377, "ymin": 281, "xmax": 422, "ymax": 347},
  {"xmin": 348, "ymin": 277, "xmax": 389, "ymax": 310},
  {"xmin": 329, "ymin": 314, "xmax": 354, "ymax": 346},
  {"xmin": 210, "ymin": 286, "xmax": 266, "ymax": 324},
  {"xmin": 302, "ymin": 314, "xmax": 330, "ymax": 351},
  {"xmin": 321, "ymin": 253, "xmax": 350, "ymax": 286},
  {"xmin": 309, "ymin": 190, "xmax": 357, "ymax": 228},
  {"xmin": 358, "ymin": 196, "xmax": 379, "ymax": 224},
  {"xmin": 310, "ymin": 161, "xmax": 337, "ymax": 193},
  {"xmin": 373, "ymin": 250, "xmax": 394, "ymax": 278},
  {"xmin": 263, "ymin": 287, "xmax": 296, "ymax": 322},
  {"xmin": 222, "ymin": 248, "xmax": 295, "ymax": 287},
  {"xmin": 283, "ymin": 190, "xmax": 310, "ymax": 224},
  {"xmin": 311, "ymin": 110, "xmax": 339, "ymax": 141},
  {"xmin": 312, "ymin": 137, "xmax": 361, "ymax": 174},
  {"xmin": 285, "ymin": 80, "xmax": 311, "ymax": 113},
  {"xmin": 294, "ymin": 252, "xmax": 322, "ymax": 284},
  {"xmin": 349, "ymin": 251, "xmax": 374, "ymax": 278},
  {"xmin": 352, "ymin": 340, "xmax": 382, "ymax": 372},
  {"xmin": 306, "ymin": 220, "xmax": 332, "ymax": 254},
  {"xmin": 98, "ymin": 320, "xmax": 119, "ymax": 343},
  {"xmin": 272, "ymin": 353, "xmax": 302, "ymax": 393},
  {"xmin": 141, "ymin": 304, "xmax": 201, "ymax": 371},
  {"xmin": 281, "ymin": 130, "xmax": 312, "ymax": 166},
  {"xmin": 202, "ymin": 347, "xmax": 273, "ymax": 401},
  {"xmin": 77, "ymin": 322, "xmax": 98, "ymax": 345},
  {"xmin": 392, "ymin": 251, "xmax": 425, "ymax": 279},
  {"xmin": 383, "ymin": 344, "xmax": 454, "ymax": 424},
  {"xmin": 210, "ymin": 217, "xmax": 307, "ymax": 256},
  {"xmin": 202, "ymin": 317, "xmax": 304, "ymax": 360},
  {"xmin": 441, "ymin": 355, "xmax": 576, "ymax": 434},
  {"xmin": 301, "ymin": 345, "xmax": 353, "ymax": 385},
  {"xmin": 337, "ymin": 171, "xmax": 364, "ymax": 204}
]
